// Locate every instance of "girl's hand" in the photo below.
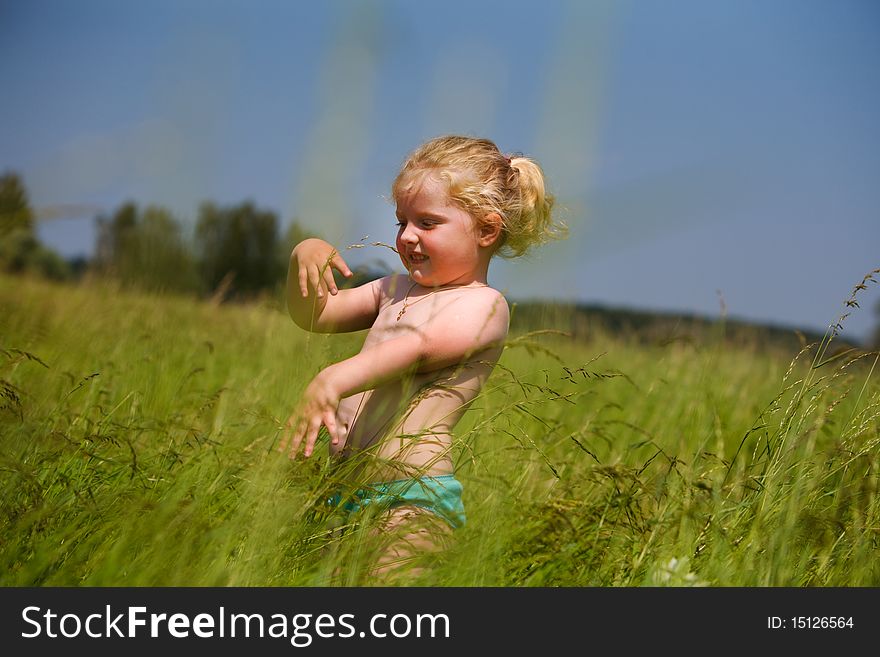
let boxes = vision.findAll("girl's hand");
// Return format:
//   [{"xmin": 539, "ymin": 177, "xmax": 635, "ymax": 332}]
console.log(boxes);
[
  {"xmin": 291, "ymin": 238, "xmax": 353, "ymax": 299},
  {"xmin": 279, "ymin": 372, "xmax": 343, "ymax": 459}
]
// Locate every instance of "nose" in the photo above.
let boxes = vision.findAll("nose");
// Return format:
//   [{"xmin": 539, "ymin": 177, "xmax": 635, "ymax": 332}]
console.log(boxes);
[{"xmin": 399, "ymin": 222, "xmax": 418, "ymax": 245}]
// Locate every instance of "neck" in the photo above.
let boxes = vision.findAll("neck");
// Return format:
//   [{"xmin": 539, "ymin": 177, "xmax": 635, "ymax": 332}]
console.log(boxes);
[
  {"xmin": 421, "ymin": 259, "xmax": 491, "ymax": 289},
  {"xmin": 412, "ymin": 277, "xmax": 489, "ymax": 291}
]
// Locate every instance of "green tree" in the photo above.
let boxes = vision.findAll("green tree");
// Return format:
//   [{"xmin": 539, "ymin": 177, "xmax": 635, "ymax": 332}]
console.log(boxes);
[
  {"xmin": 0, "ymin": 171, "xmax": 69, "ymax": 280},
  {"xmin": 0, "ymin": 172, "xmax": 35, "ymax": 238},
  {"xmin": 195, "ymin": 201, "xmax": 283, "ymax": 299},
  {"xmin": 95, "ymin": 201, "xmax": 137, "ymax": 271},
  {"xmin": 95, "ymin": 201, "xmax": 197, "ymax": 293}
]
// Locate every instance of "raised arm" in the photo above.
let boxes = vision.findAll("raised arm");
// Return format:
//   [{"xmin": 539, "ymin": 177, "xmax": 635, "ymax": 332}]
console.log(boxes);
[
  {"xmin": 287, "ymin": 238, "xmax": 380, "ymax": 333},
  {"xmin": 281, "ymin": 289, "xmax": 510, "ymax": 458}
]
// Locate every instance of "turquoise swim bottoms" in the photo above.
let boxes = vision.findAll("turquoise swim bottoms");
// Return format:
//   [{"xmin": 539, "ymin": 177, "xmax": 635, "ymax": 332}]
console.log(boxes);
[{"xmin": 328, "ymin": 474, "xmax": 466, "ymax": 529}]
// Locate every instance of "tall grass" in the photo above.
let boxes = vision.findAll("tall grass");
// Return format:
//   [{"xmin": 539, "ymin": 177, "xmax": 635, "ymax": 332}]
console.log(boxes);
[{"xmin": 1, "ymin": 271, "xmax": 877, "ymax": 586}]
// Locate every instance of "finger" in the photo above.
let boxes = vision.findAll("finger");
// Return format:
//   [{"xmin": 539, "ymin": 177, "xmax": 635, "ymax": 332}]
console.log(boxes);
[
  {"xmin": 338, "ymin": 423, "xmax": 348, "ymax": 446},
  {"xmin": 298, "ymin": 266, "xmax": 309, "ymax": 298},
  {"xmin": 322, "ymin": 265, "xmax": 338, "ymax": 296},
  {"xmin": 303, "ymin": 417, "xmax": 322, "ymax": 458},
  {"xmin": 277, "ymin": 415, "xmax": 295, "ymax": 453},
  {"xmin": 284, "ymin": 415, "xmax": 306, "ymax": 459},
  {"xmin": 287, "ymin": 422, "xmax": 305, "ymax": 459},
  {"xmin": 308, "ymin": 265, "xmax": 323, "ymax": 298},
  {"xmin": 323, "ymin": 411, "xmax": 339, "ymax": 445},
  {"xmin": 331, "ymin": 252, "xmax": 353, "ymax": 278}
]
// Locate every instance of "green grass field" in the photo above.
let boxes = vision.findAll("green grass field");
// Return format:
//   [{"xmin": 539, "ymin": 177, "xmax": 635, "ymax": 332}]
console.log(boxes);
[{"xmin": 1, "ymin": 273, "xmax": 878, "ymax": 586}]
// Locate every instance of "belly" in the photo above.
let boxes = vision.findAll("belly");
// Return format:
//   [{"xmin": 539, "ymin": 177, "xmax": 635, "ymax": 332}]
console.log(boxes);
[
  {"xmin": 331, "ymin": 352, "xmax": 496, "ymax": 483},
  {"xmin": 332, "ymin": 376, "xmax": 473, "ymax": 481}
]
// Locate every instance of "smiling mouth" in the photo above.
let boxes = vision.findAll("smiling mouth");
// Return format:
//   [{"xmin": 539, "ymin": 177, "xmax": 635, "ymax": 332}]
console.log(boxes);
[{"xmin": 408, "ymin": 254, "xmax": 429, "ymax": 264}]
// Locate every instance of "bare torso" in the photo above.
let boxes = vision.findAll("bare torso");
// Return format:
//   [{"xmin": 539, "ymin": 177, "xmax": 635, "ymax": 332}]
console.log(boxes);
[{"xmin": 332, "ymin": 275, "xmax": 507, "ymax": 483}]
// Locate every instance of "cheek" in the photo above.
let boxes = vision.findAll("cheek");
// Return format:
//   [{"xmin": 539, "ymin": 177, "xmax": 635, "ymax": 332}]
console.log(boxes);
[{"xmin": 395, "ymin": 233, "xmax": 408, "ymax": 266}]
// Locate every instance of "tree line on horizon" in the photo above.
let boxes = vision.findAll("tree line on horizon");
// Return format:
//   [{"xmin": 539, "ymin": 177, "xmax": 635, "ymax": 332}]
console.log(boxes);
[
  {"xmin": 2, "ymin": 170, "xmax": 879, "ymax": 348},
  {"xmin": 0, "ymin": 170, "xmax": 362, "ymax": 302}
]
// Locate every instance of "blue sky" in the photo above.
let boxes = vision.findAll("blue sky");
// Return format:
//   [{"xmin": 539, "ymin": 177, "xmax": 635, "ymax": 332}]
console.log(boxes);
[{"xmin": 2, "ymin": 0, "xmax": 878, "ymax": 343}]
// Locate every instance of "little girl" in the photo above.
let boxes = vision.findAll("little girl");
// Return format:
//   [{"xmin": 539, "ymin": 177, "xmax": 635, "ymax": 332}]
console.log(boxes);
[{"xmin": 281, "ymin": 135, "xmax": 562, "ymax": 574}]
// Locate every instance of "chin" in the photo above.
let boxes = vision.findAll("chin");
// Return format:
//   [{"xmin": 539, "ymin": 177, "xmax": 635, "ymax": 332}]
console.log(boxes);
[{"xmin": 410, "ymin": 269, "xmax": 432, "ymax": 285}]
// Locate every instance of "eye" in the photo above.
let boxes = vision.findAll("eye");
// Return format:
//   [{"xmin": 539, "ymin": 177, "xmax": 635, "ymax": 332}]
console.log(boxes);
[{"xmin": 395, "ymin": 219, "xmax": 406, "ymax": 228}]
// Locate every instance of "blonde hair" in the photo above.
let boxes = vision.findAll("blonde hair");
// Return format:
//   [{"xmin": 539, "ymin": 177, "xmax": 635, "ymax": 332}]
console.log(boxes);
[{"xmin": 391, "ymin": 135, "xmax": 565, "ymax": 258}]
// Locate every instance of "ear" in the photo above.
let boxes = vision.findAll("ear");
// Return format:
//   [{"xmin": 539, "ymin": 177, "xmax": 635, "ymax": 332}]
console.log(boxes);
[{"xmin": 478, "ymin": 213, "xmax": 503, "ymax": 248}]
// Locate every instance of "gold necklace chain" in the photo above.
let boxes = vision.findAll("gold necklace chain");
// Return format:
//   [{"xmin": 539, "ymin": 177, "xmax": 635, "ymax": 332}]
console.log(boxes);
[{"xmin": 396, "ymin": 281, "xmax": 487, "ymax": 321}]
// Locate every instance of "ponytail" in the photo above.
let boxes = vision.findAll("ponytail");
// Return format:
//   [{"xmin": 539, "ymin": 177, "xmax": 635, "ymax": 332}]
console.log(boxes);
[{"xmin": 501, "ymin": 156, "xmax": 564, "ymax": 258}]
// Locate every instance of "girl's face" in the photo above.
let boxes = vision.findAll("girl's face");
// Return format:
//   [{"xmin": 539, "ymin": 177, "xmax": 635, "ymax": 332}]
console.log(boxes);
[{"xmin": 394, "ymin": 173, "xmax": 485, "ymax": 287}]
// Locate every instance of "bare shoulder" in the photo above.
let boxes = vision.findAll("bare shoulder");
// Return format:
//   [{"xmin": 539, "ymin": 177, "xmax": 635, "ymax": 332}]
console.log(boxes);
[
  {"xmin": 454, "ymin": 284, "xmax": 507, "ymax": 308},
  {"xmin": 469, "ymin": 286, "xmax": 509, "ymax": 322},
  {"xmin": 438, "ymin": 285, "xmax": 510, "ymax": 342}
]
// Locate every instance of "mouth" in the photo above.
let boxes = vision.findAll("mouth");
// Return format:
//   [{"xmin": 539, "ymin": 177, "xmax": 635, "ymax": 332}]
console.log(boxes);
[{"xmin": 407, "ymin": 253, "xmax": 429, "ymax": 265}]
